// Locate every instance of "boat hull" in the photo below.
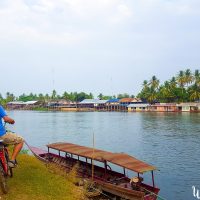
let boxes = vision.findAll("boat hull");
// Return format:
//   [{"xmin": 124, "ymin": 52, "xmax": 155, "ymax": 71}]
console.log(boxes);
[{"xmin": 27, "ymin": 145, "xmax": 160, "ymax": 200}]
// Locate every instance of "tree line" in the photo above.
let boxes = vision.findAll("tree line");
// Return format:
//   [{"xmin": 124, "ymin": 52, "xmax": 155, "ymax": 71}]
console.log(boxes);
[
  {"xmin": 137, "ymin": 69, "xmax": 200, "ymax": 103},
  {"xmin": 0, "ymin": 91, "xmax": 134, "ymax": 106},
  {"xmin": 0, "ymin": 69, "xmax": 199, "ymax": 106}
]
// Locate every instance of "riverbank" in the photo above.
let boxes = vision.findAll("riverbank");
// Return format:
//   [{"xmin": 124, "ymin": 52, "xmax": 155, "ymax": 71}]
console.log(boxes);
[
  {"xmin": 6, "ymin": 101, "xmax": 200, "ymax": 112},
  {"xmin": 1, "ymin": 153, "xmax": 84, "ymax": 200}
]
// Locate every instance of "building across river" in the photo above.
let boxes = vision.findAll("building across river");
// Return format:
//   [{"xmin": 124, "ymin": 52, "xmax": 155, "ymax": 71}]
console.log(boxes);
[{"xmin": 6, "ymin": 99, "xmax": 200, "ymax": 112}]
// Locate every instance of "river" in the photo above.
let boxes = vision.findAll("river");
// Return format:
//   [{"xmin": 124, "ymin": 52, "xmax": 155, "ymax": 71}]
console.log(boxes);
[{"xmin": 6, "ymin": 110, "xmax": 200, "ymax": 200}]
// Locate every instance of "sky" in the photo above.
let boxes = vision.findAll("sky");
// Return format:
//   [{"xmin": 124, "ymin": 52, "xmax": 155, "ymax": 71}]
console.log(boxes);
[{"xmin": 0, "ymin": 0, "xmax": 200, "ymax": 97}]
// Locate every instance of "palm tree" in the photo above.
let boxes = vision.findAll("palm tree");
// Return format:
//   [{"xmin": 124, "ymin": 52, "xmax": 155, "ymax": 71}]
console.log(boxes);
[
  {"xmin": 51, "ymin": 90, "xmax": 57, "ymax": 100},
  {"xmin": 193, "ymin": 69, "xmax": 200, "ymax": 86},
  {"xmin": 176, "ymin": 70, "xmax": 186, "ymax": 102},
  {"xmin": 6, "ymin": 92, "xmax": 15, "ymax": 102},
  {"xmin": 188, "ymin": 84, "xmax": 200, "ymax": 101},
  {"xmin": 168, "ymin": 77, "xmax": 179, "ymax": 102},
  {"xmin": 143, "ymin": 80, "xmax": 148, "ymax": 89},
  {"xmin": 147, "ymin": 76, "xmax": 159, "ymax": 103},
  {"xmin": 147, "ymin": 89, "xmax": 157, "ymax": 103},
  {"xmin": 176, "ymin": 70, "xmax": 185, "ymax": 88},
  {"xmin": 188, "ymin": 69, "xmax": 200, "ymax": 101},
  {"xmin": 38, "ymin": 93, "xmax": 44, "ymax": 101},
  {"xmin": 137, "ymin": 80, "xmax": 149, "ymax": 100},
  {"xmin": 45, "ymin": 94, "xmax": 50, "ymax": 102},
  {"xmin": 169, "ymin": 77, "xmax": 177, "ymax": 89},
  {"xmin": 158, "ymin": 81, "xmax": 177, "ymax": 102},
  {"xmin": 98, "ymin": 93, "xmax": 103, "ymax": 99},
  {"xmin": 149, "ymin": 76, "xmax": 159, "ymax": 89},
  {"xmin": 184, "ymin": 69, "xmax": 193, "ymax": 86},
  {"xmin": 62, "ymin": 92, "xmax": 70, "ymax": 100}
]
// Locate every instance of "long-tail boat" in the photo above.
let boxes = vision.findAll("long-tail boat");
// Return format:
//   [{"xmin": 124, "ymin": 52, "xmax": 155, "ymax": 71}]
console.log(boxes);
[{"xmin": 28, "ymin": 142, "xmax": 160, "ymax": 200}]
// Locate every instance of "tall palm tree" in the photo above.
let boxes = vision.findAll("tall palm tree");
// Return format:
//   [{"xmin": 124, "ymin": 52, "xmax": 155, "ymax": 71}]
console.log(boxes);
[
  {"xmin": 51, "ymin": 90, "xmax": 57, "ymax": 100},
  {"xmin": 45, "ymin": 94, "xmax": 50, "ymax": 102},
  {"xmin": 193, "ymin": 69, "xmax": 200, "ymax": 86},
  {"xmin": 137, "ymin": 80, "xmax": 150, "ymax": 100},
  {"xmin": 189, "ymin": 84, "xmax": 200, "ymax": 101},
  {"xmin": 146, "ymin": 76, "xmax": 159, "ymax": 103},
  {"xmin": 159, "ymin": 81, "xmax": 177, "ymax": 102},
  {"xmin": 176, "ymin": 70, "xmax": 185, "ymax": 88},
  {"xmin": 169, "ymin": 77, "xmax": 177, "ymax": 90},
  {"xmin": 149, "ymin": 76, "xmax": 160, "ymax": 89},
  {"xmin": 184, "ymin": 69, "xmax": 193, "ymax": 86},
  {"xmin": 188, "ymin": 69, "xmax": 200, "ymax": 101},
  {"xmin": 176, "ymin": 70, "xmax": 186, "ymax": 102},
  {"xmin": 147, "ymin": 89, "xmax": 157, "ymax": 103},
  {"xmin": 143, "ymin": 80, "xmax": 148, "ymax": 89}
]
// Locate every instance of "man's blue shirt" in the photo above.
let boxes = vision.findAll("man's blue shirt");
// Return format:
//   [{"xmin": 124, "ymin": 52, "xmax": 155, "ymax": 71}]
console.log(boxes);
[{"xmin": 0, "ymin": 106, "xmax": 7, "ymax": 136}]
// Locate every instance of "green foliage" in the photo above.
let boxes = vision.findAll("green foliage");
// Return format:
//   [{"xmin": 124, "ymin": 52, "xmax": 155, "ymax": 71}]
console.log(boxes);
[
  {"xmin": 117, "ymin": 93, "xmax": 134, "ymax": 99},
  {"xmin": 139, "ymin": 69, "xmax": 200, "ymax": 103},
  {"xmin": 97, "ymin": 93, "xmax": 113, "ymax": 100},
  {"xmin": 1, "ymin": 69, "xmax": 199, "ymax": 106}
]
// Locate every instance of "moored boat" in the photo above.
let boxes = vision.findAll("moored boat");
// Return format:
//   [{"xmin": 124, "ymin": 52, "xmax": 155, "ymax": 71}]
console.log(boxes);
[{"xmin": 28, "ymin": 142, "xmax": 161, "ymax": 200}]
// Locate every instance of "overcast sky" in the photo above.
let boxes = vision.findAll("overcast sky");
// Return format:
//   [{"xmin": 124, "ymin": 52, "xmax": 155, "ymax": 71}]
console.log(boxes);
[{"xmin": 0, "ymin": 0, "xmax": 200, "ymax": 97}]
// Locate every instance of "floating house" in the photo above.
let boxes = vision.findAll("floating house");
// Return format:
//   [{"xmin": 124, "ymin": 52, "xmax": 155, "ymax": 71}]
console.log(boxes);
[
  {"xmin": 7, "ymin": 101, "xmax": 42, "ymax": 109},
  {"xmin": 106, "ymin": 98, "xmax": 120, "ymax": 105},
  {"xmin": 127, "ymin": 103, "xmax": 150, "ymax": 112},
  {"xmin": 6, "ymin": 101, "xmax": 25, "ymax": 109},
  {"xmin": 47, "ymin": 100, "xmax": 76, "ymax": 107},
  {"xmin": 177, "ymin": 103, "xmax": 200, "ymax": 112},
  {"xmin": 148, "ymin": 103, "xmax": 178, "ymax": 112},
  {"xmin": 46, "ymin": 99, "xmax": 77, "ymax": 111},
  {"xmin": 78, "ymin": 99, "xmax": 108, "ymax": 111},
  {"xmin": 105, "ymin": 99, "xmax": 120, "ymax": 111},
  {"xmin": 131, "ymin": 98, "xmax": 143, "ymax": 103},
  {"xmin": 119, "ymin": 98, "xmax": 135, "ymax": 107}
]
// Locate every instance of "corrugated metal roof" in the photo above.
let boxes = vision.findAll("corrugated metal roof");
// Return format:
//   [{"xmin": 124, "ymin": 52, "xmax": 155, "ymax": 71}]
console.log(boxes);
[
  {"xmin": 47, "ymin": 142, "xmax": 156, "ymax": 173},
  {"xmin": 131, "ymin": 98, "xmax": 143, "ymax": 103},
  {"xmin": 96, "ymin": 100, "xmax": 108, "ymax": 104},
  {"xmin": 79, "ymin": 99, "xmax": 98, "ymax": 104},
  {"xmin": 25, "ymin": 101, "xmax": 39, "ymax": 105},
  {"xmin": 7, "ymin": 101, "xmax": 24, "ymax": 105},
  {"xmin": 151, "ymin": 103, "xmax": 177, "ymax": 107},
  {"xmin": 128, "ymin": 104, "xmax": 149, "ymax": 108},
  {"xmin": 79, "ymin": 99, "xmax": 108, "ymax": 104},
  {"xmin": 119, "ymin": 98, "xmax": 135, "ymax": 103},
  {"xmin": 7, "ymin": 101, "xmax": 39, "ymax": 105},
  {"xmin": 178, "ymin": 103, "xmax": 199, "ymax": 106},
  {"xmin": 106, "ymin": 98, "xmax": 120, "ymax": 103}
]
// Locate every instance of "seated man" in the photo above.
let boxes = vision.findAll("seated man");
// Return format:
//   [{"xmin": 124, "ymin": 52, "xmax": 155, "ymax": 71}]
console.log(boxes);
[
  {"xmin": 130, "ymin": 176, "xmax": 144, "ymax": 191},
  {"xmin": 0, "ymin": 105, "xmax": 24, "ymax": 167}
]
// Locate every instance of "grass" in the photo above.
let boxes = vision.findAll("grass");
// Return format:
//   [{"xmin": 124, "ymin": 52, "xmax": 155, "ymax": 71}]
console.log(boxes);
[{"xmin": 0, "ymin": 154, "xmax": 84, "ymax": 200}]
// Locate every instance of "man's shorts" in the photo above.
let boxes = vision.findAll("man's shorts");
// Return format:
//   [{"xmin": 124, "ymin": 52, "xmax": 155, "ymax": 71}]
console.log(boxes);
[{"xmin": 0, "ymin": 132, "xmax": 24, "ymax": 145}]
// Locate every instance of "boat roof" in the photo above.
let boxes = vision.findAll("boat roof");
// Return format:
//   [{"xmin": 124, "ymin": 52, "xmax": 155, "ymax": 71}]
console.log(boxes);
[{"xmin": 47, "ymin": 142, "xmax": 157, "ymax": 173}]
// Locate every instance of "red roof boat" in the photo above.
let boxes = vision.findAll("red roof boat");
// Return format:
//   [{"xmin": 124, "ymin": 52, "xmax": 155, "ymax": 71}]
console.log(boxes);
[{"xmin": 29, "ymin": 142, "xmax": 161, "ymax": 200}]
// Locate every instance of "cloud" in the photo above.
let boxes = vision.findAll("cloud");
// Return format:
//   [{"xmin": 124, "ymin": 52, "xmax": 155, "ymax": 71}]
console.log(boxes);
[
  {"xmin": 0, "ymin": 0, "xmax": 200, "ymax": 96},
  {"xmin": 0, "ymin": 0, "xmax": 133, "ymax": 45}
]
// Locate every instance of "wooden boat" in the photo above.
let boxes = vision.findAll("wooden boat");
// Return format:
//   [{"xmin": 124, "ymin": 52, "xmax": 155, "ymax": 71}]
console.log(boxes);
[{"xmin": 28, "ymin": 142, "xmax": 160, "ymax": 200}]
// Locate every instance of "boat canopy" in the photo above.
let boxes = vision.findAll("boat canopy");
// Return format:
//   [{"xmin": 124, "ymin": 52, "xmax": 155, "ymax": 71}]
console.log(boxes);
[{"xmin": 47, "ymin": 142, "xmax": 157, "ymax": 173}]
